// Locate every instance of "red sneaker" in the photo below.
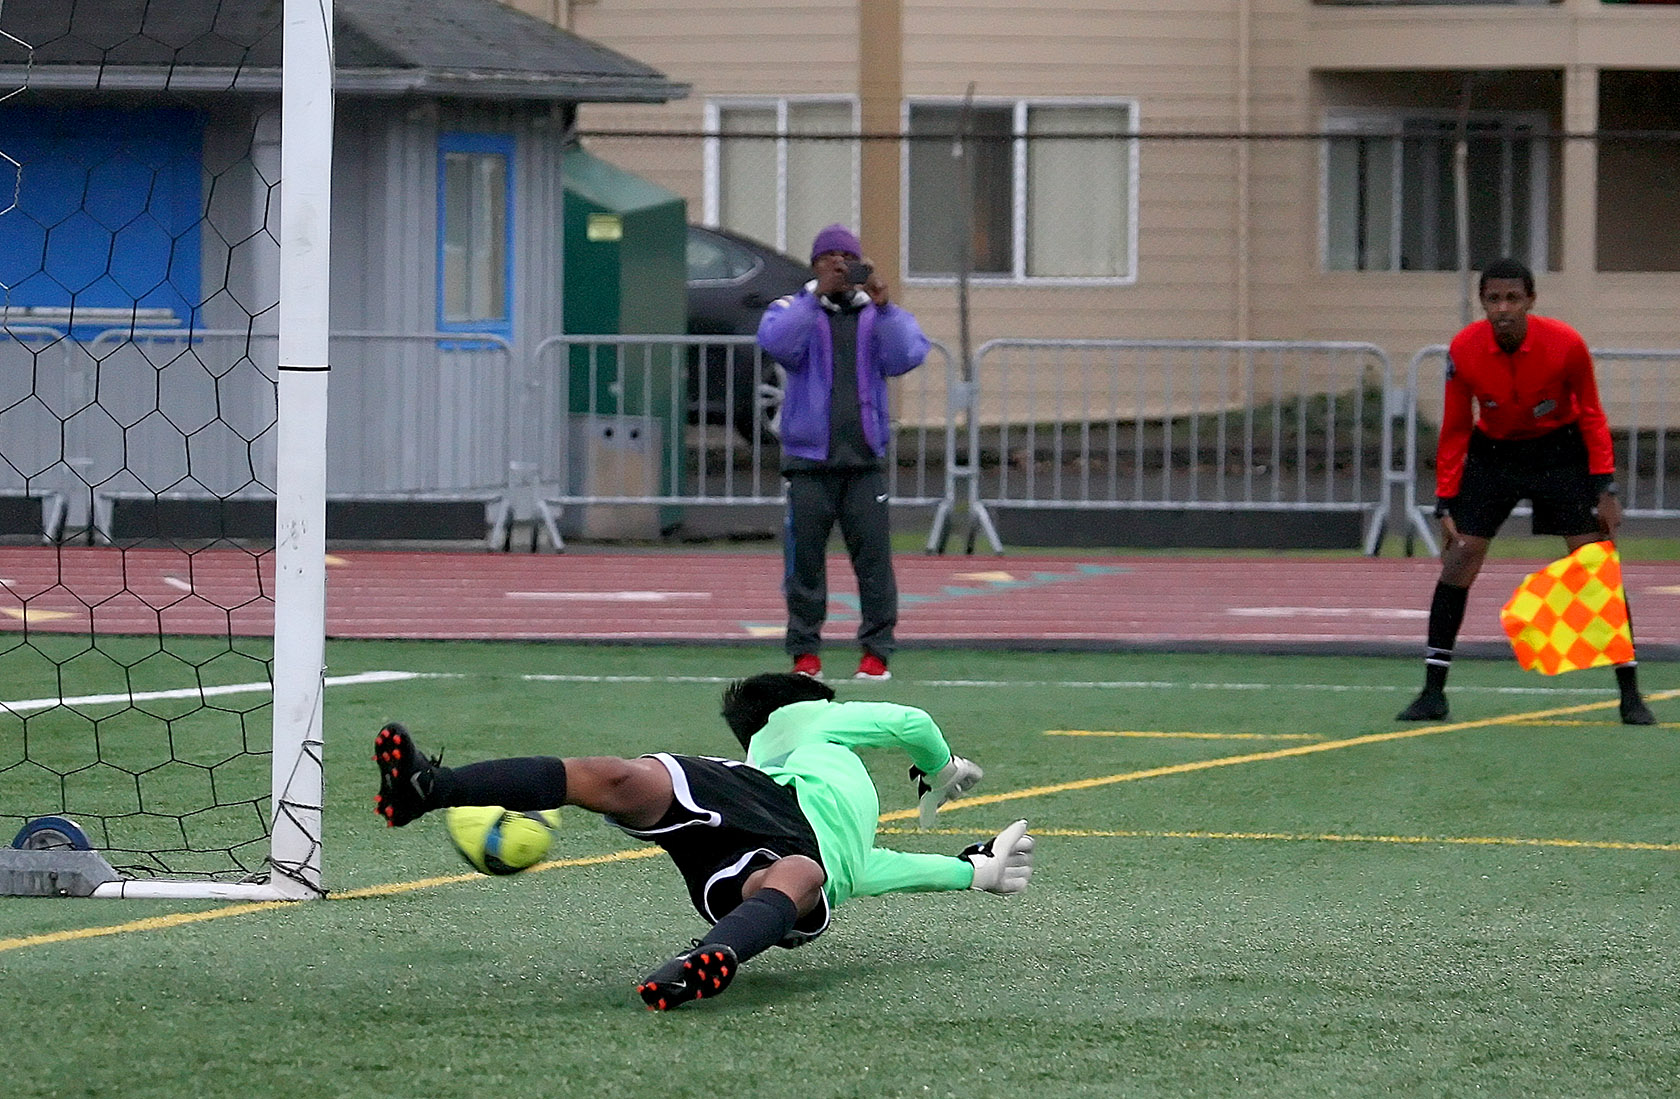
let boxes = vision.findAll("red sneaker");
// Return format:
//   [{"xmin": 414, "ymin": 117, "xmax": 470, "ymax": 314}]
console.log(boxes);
[
  {"xmin": 854, "ymin": 653, "xmax": 890, "ymax": 681},
  {"xmin": 792, "ymin": 653, "xmax": 822, "ymax": 679}
]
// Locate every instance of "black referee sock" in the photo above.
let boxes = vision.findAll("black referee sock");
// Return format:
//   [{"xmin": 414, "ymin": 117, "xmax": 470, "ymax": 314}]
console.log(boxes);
[
  {"xmin": 1615, "ymin": 595, "xmax": 1644, "ymax": 702},
  {"xmin": 1615, "ymin": 662, "xmax": 1642, "ymax": 703},
  {"xmin": 1427, "ymin": 581, "xmax": 1470, "ymax": 652},
  {"xmin": 701, "ymin": 888, "xmax": 799, "ymax": 964},
  {"xmin": 431, "ymin": 757, "xmax": 569, "ymax": 811},
  {"xmin": 1421, "ymin": 582, "xmax": 1470, "ymax": 694}
]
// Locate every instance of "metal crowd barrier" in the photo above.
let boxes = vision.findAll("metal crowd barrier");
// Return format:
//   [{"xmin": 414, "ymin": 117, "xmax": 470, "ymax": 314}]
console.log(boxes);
[
  {"xmin": 956, "ymin": 339, "xmax": 1398, "ymax": 554},
  {"xmin": 524, "ymin": 334, "xmax": 954, "ymax": 550},
  {"xmin": 1404, "ymin": 345, "xmax": 1680, "ymax": 556},
  {"xmin": 1, "ymin": 327, "xmax": 520, "ymax": 542},
  {"xmin": 0, "ymin": 326, "xmax": 73, "ymax": 540},
  {"xmin": 11, "ymin": 321, "xmax": 1672, "ymax": 557}
]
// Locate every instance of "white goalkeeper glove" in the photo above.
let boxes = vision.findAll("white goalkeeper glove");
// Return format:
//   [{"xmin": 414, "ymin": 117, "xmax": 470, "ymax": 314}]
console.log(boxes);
[
  {"xmin": 909, "ymin": 755, "xmax": 983, "ymax": 829},
  {"xmin": 960, "ymin": 819, "xmax": 1035, "ymax": 895}
]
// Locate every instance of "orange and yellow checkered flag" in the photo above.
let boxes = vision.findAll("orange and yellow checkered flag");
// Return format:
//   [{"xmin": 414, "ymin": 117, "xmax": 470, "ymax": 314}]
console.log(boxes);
[{"xmin": 1500, "ymin": 540, "xmax": 1634, "ymax": 675}]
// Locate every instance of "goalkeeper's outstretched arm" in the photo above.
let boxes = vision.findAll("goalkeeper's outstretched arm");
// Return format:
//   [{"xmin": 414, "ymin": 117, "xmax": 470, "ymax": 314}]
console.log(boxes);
[{"xmin": 852, "ymin": 820, "xmax": 1035, "ymax": 897}]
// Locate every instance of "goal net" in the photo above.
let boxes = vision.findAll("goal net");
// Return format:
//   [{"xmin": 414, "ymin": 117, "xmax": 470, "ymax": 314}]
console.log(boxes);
[{"xmin": 0, "ymin": 0, "xmax": 331, "ymax": 899}]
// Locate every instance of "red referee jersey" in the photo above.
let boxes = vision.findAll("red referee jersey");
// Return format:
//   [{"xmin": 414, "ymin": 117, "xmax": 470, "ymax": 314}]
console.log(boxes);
[{"xmin": 1435, "ymin": 313, "xmax": 1615, "ymax": 498}]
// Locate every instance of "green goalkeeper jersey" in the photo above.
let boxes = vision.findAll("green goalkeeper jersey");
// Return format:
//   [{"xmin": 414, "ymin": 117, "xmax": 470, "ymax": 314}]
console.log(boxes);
[{"xmin": 745, "ymin": 699, "xmax": 975, "ymax": 907}]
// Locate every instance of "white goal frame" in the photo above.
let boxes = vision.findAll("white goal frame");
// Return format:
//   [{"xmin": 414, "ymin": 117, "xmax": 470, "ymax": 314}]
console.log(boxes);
[{"xmin": 89, "ymin": 0, "xmax": 334, "ymax": 901}]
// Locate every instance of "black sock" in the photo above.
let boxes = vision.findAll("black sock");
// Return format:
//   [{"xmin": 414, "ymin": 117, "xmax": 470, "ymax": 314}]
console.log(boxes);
[
  {"xmin": 1616, "ymin": 663, "xmax": 1641, "ymax": 702},
  {"xmin": 700, "ymin": 888, "xmax": 799, "ymax": 964},
  {"xmin": 1615, "ymin": 593, "xmax": 1644, "ymax": 702},
  {"xmin": 1422, "ymin": 582, "xmax": 1469, "ymax": 694},
  {"xmin": 431, "ymin": 757, "xmax": 568, "ymax": 811}
]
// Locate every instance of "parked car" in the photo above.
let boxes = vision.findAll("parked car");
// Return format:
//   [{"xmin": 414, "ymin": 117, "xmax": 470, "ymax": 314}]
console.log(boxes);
[{"xmin": 685, "ymin": 224, "xmax": 809, "ymax": 440}]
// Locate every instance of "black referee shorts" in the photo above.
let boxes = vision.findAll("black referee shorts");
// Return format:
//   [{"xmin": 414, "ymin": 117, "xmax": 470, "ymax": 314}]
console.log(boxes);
[
  {"xmin": 1451, "ymin": 424, "xmax": 1601, "ymax": 539},
  {"xmin": 608, "ymin": 753, "xmax": 832, "ymax": 947}
]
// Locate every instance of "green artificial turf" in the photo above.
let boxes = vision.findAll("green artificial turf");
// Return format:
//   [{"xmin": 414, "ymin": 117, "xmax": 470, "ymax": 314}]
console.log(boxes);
[{"xmin": 3, "ymin": 645, "xmax": 1676, "ymax": 1098}]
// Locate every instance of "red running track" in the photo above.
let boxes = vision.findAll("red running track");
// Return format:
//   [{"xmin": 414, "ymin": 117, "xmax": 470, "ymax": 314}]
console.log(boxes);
[{"xmin": 3, "ymin": 546, "xmax": 1677, "ymax": 657}]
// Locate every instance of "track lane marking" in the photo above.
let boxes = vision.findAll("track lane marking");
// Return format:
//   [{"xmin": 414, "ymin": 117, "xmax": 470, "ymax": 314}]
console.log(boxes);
[{"xmin": 506, "ymin": 591, "xmax": 713, "ymax": 602}]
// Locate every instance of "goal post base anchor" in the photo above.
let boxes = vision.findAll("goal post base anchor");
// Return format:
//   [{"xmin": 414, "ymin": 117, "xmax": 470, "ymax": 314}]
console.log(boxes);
[
  {"xmin": 88, "ymin": 878, "xmax": 316, "ymax": 901},
  {"xmin": 0, "ymin": 848, "xmax": 123, "ymax": 897},
  {"xmin": 0, "ymin": 849, "xmax": 319, "ymax": 901}
]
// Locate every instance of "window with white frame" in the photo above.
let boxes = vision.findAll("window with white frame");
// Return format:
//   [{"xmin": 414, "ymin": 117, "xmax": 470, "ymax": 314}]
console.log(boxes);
[
  {"xmin": 906, "ymin": 99, "xmax": 1137, "ymax": 281},
  {"xmin": 1323, "ymin": 111, "xmax": 1548, "ymax": 272},
  {"xmin": 707, "ymin": 98, "xmax": 858, "ymax": 258}
]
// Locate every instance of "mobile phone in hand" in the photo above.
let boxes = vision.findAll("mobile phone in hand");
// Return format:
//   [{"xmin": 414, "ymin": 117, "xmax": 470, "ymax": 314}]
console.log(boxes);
[{"xmin": 845, "ymin": 259, "xmax": 873, "ymax": 286}]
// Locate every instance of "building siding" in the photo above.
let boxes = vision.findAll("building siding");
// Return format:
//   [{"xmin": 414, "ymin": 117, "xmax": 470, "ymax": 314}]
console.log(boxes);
[{"xmin": 549, "ymin": 0, "xmax": 1680, "ymax": 368}]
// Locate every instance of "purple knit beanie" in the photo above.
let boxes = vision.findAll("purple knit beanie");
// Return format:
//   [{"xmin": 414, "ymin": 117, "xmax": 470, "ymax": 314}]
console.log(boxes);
[{"xmin": 810, "ymin": 223, "xmax": 862, "ymax": 263}]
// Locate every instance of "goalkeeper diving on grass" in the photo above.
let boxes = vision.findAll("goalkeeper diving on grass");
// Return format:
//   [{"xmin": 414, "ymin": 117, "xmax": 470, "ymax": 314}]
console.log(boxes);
[{"xmin": 371, "ymin": 672, "xmax": 1035, "ymax": 1010}]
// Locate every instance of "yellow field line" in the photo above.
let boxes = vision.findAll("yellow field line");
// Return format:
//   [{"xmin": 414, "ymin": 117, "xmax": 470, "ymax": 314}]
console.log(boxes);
[
  {"xmin": 1517, "ymin": 720, "xmax": 1678, "ymax": 729},
  {"xmin": 881, "ymin": 688, "xmax": 1680, "ymax": 821},
  {"xmin": 0, "ymin": 899, "xmax": 286, "ymax": 954},
  {"xmin": 878, "ymin": 825, "xmax": 1680, "ymax": 853},
  {"xmin": 329, "ymin": 845, "xmax": 664, "ymax": 900},
  {"xmin": 7, "ymin": 689, "xmax": 1675, "ymax": 955},
  {"xmin": 1046, "ymin": 730, "xmax": 1322, "ymax": 741},
  {"xmin": 0, "ymin": 846, "xmax": 662, "ymax": 955}
]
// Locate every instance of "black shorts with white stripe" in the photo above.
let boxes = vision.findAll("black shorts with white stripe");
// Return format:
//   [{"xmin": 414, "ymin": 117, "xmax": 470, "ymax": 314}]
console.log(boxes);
[{"xmin": 608, "ymin": 753, "xmax": 831, "ymax": 946}]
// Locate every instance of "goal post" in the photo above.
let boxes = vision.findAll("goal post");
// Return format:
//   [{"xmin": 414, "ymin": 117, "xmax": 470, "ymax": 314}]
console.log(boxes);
[
  {"xmin": 0, "ymin": 0, "xmax": 333, "ymax": 900},
  {"xmin": 257, "ymin": 0, "xmax": 336, "ymax": 902}
]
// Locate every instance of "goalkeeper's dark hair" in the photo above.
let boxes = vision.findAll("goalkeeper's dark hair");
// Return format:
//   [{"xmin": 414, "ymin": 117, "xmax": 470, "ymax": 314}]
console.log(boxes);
[
  {"xmin": 1478, "ymin": 257, "xmax": 1534, "ymax": 297},
  {"xmin": 720, "ymin": 673, "xmax": 836, "ymax": 749}
]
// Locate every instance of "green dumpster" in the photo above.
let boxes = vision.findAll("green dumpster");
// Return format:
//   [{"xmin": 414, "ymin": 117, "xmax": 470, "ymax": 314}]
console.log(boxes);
[{"xmin": 561, "ymin": 146, "xmax": 686, "ymax": 534}]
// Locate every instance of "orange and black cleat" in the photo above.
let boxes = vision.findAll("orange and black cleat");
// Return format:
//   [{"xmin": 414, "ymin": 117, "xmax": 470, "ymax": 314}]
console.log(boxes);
[
  {"xmin": 636, "ymin": 942, "xmax": 738, "ymax": 1010},
  {"xmin": 371, "ymin": 722, "xmax": 442, "ymax": 827}
]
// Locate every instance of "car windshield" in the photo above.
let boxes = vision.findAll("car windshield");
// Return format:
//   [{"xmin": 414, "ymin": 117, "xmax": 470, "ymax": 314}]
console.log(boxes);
[{"xmin": 687, "ymin": 232, "xmax": 760, "ymax": 282}]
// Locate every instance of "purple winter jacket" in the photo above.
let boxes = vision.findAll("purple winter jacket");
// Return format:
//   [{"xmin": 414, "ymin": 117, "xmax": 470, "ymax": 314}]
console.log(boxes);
[{"xmin": 756, "ymin": 285, "xmax": 931, "ymax": 462}]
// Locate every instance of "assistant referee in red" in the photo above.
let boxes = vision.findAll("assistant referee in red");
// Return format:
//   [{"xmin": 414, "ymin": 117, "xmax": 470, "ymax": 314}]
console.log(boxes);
[{"xmin": 1397, "ymin": 258, "xmax": 1656, "ymax": 725}]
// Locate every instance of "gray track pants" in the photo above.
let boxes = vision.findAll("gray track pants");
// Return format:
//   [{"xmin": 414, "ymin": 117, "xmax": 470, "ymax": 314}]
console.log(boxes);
[{"xmin": 782, "ymin": 467, "xmax": 898, "ymax": 660}]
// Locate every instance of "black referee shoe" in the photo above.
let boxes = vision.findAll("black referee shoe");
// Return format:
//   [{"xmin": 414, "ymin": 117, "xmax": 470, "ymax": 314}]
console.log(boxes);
[
  {"xmin": 637, "ymin": 942, "xmax": 738, "ymax": 1011},
  {"xmin": 1620, "ymin": 698, "xmax": 1657, "ymax": 726},
  {"xmin": 1396, "ymin": 690, "xmax": 1448, "ymax": 722}
]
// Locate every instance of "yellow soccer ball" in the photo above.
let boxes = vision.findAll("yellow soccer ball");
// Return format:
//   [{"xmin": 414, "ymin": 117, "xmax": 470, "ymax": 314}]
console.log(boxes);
[{"xmin": 444, "ymin": 805, "xmax": 560, "ymax": 875}]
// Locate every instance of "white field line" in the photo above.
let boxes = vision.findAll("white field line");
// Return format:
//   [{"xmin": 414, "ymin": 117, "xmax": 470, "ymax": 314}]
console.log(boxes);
[
  {"xmin": 0, "ymin": 670, "xmax": 422, "ymax": 715},
  {"xmin": 382, "ymin": 671, "xmax": 1628, "ymax": 697},
  {"xmin": 1, "ymin": 669, "xmax": 1636, "ymax": 717}
]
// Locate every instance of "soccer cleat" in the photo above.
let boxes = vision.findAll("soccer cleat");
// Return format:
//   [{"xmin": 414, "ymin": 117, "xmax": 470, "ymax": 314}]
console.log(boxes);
[
  {"xmin": 960, "ymin": 819, "xmax": 1035, "ymax": 895},
  {"xmin": 636, "ymin": 941, "xmax": 739, "ymax": 1011},
  {"xmin": 372, "ymin": 722, "xmax": 442, "ymax": 828},
  {"xmin": 1620, "ymin": 698, "xmax": 1657, "ymax": 726},
  {"xmin": 854, "ymin": 653, "xmax": 890, "ymax": 681},
  {"xmin": 792, "ymin": 653, "xmax": 823, "ymax": 679},
  {"xmin": 1396, "ymin": 690, "xmax": 1449, "ymax": 722},
  {"xmin": 909, "ymin": 754, "xmax": 983, "ymax": 829}
]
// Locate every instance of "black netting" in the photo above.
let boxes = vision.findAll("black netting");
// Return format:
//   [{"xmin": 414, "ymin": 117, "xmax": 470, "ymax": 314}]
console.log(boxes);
[{"xmin": 1, "ymin": 2, "xmax": 282, "ymax": 880}]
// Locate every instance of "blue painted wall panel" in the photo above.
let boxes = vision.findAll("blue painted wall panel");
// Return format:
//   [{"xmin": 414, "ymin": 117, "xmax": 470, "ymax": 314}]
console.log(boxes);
[{"xmin": 0, "ymin": 106, "xmax": 205, "ymax": 333}]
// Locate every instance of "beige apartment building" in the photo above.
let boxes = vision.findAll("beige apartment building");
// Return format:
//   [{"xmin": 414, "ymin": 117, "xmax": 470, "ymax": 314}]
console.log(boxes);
[{"xmin": 506, "ymin": 0, "xmax": 1680, "ymax": 365}]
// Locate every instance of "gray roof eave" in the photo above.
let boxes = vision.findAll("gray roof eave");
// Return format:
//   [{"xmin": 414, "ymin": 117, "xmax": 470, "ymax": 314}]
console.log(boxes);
[
  {"xmin": 0, "ymin": 65, "xmax": 688, "ymax": 104},
  {"xmin": 335, "ymin": 68, "xmax": 690, "ymax": 103}
]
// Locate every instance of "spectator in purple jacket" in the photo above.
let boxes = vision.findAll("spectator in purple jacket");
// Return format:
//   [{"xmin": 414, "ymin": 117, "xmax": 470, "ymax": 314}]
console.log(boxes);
[{"xmin": 757, "ymin": 224, "xmax": 931, "ymax": 683}]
